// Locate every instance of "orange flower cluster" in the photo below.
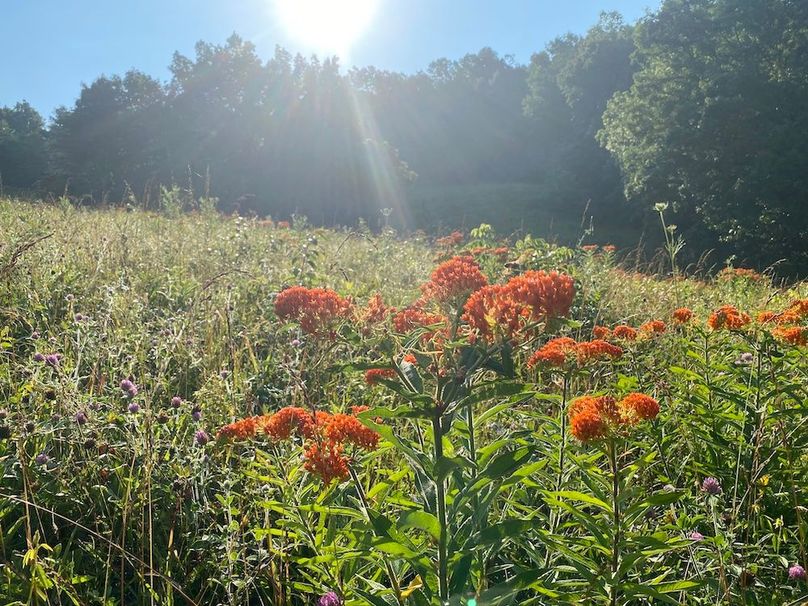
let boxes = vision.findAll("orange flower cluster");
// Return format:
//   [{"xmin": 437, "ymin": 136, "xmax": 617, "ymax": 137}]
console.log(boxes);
[
  {"xmin": 436, "ymin": 231, "xmax": 463, "ymax": 247},
  {"xmin": 462, "ymin": 271, "xmax": 576, "ymax": 342},
  {"xmin": 391, "ymin": 306, "xmax": 447, "ymax": 339},
  {"xmin": 581, "ymin": 244, "xmax": 616, "ymax": 254},
  {"xmin": 718, "ymin": 267, "xmax": 765, "ymax": 282},
  {"xmin": 218, "ymin": 406, "xmax": 380, "ymax": 483},
  {"xmin": 421, "ymin": 256, "xmax": 488, "ymax": 303},
  {"xmin": 468, "ymin": 246, "xmax": 510, "ymax": 259},
  {"xmin": 673, "ymin": 308, "xmax": 694, "ymax": 323},
  {"xmin": 364, "ymin": 368, "xmax": 397, "ymax": 385},
  {"xmin": 275, "ymin": 286, "xmax": 353, "ymax": 335},
  {"xmin": 357, "ymin": 293, "xmax": 392, "ymax": 326},
  {"xmin": 527, "ymin": 337, "xmax": 622, "ymax": 369},
  {"xmin": 707, "ymin": 305, "xmax": 751, "ymax": 331},
  {"xmin": 640, "ymin": 320, "xmax": 667, "ymax": 334},
  {"xmin": 773, "ymin": 326, "xmax": 807, "ymax": 346},
  {"xmin": 593, "ymin": 325, "xmax": 610, "ymax": 339},
  {"xmin": 569, "ymin": 393, "xmax": 659, "ymax": 442},
  {"xmin": 612, "ymin": 325, "xmax": 638, "ymax": 341}
]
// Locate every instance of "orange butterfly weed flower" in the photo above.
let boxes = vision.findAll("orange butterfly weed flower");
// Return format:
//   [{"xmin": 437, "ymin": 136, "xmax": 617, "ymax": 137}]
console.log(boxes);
[
  {"xmin": 436, "ymin": 231, "xmax": 464, "ymax": 247},
  {"xmin": 325, "ymin": 413, "xmax": 381, "ymax": 450},
  {"xmin": 640, "ymin": 320, "xmax": 666, "ymax": 335},
  {"xmin": 462, "ymin": 284, "xmax": 528, "ymax": 342},
  {"xmin": 527, "ymin": 337, "xmax": 577, "ymax": 369},
  {"xmin": 421, "ymin": 256, "xmax": 488, "ymax": 304},
  {"xmin": 672, "ymin": 308, "xmax": 694, "ymax": 323},
  {"xmin": 275, "ymin": 286, "xmax": 353, "ymax": 335},
  {"xmin": 707, "ymin": 305, "xmax": 751, "ymax": 330},
  {"xmin": 612, "ymin": 325, "xmax": 638, "ymax": 341},
  {"xmin": 506, "ymin": 270, "xmax": 576, "ymax": 321},
  {"xmin": 576, "ymin": 339, "xmax": 623, "ymax": 364},
  {"xmin": 718, "ymin": 267, "xmax": 765, "ymax": 282},
  {"xmin": 787, "ymin": 299, "xmax": 808, "ymax": 317},
  {"xmin": 602, "ymin": 245, "xmax": 616, "ymax": 254},
  {"xmin": 357, "ymin": 293, "xmax": 392, "ymax": 326},
  {"xmin": 402, "ymin": 353, "xmax": 418, "ymax": 365},
  {"xmin": 593, "ymin": 325, "xmax": 611, "ymax": 339},
  {"xmin": 581, "ymin": 244, "xmax": 598, "ymax": 253},
  {"xmin": 217, "ymin": 416, "xmax": 263, "ymax": 441},
  {"xmin": 773, "ymin": 326, "xmax": 807, "ymax": 346},
  {"xmin": 364, "ymin": 368, "xmax": 397, "ymax": 385},
  {"xmin": 618, "ymin": 393, "xmax": 660, "ymax": 425},
  {"xmin": 303, "ymin": 440, "xmax": 350, "ymax": 484},
  {"xmin": 569, "ymin": 396, "xmax": 619, "ymax": 442}
]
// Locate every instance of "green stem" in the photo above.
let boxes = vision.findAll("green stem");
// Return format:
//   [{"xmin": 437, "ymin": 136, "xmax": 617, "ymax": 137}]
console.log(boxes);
[
  {"xmin": 544, "ymin": 373, "xmax": 569, "ymax": 568},
  {"xmin": 349, "ymin": 465, "xmax": 404, "ymax": 606},
  {"xmin": 433, "ymin": 413, "xmax": 449, "ymax": 601},
  {"xmin": 608, "ymin": 441, "xmax": 621, "ymax": 606}
]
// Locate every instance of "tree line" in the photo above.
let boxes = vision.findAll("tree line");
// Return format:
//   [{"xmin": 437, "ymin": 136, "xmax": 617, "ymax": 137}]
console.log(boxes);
[{"xmin": 1, "ymin": 0, "xmax": 807, "ymax": 272}]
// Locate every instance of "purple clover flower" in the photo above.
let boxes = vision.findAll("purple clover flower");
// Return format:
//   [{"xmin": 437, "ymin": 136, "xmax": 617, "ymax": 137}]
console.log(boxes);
[
  {"xmin": 75, "ymin": 411, "xmax": 88, "ymax": 425},
  {"xmin": 191, "ymin": 405, "xmax": 201, "ymax": 422},
  {"xmin": 702, "ymin": 477, "xmax": 722, "ymax": 496},
  {"xmin": 171, "ymin": 396, "xmax": 182, "ymax": 409},
  {"xmin": 35, "ymin": 453, "xmax": 49, "ymax": 466},
  {"xmin": 789, "ymin": 564, "xmax": 807, "ymax": 581},
  {"xmin": 44, "ymin": 353, "xmax": 62, "ymax": 368},
  {"xmin": 120, "ymin": 379, "xmax": 138, "ymax": 398},
  {"xmin": 291, "ymin": 338, "xmax": 302, "ymax": 348},
  {"xmin": 688, "ymin": 531, "xmax": 704, "ymax": 541},
  {"xmin": 33, "ymin": 352, "xmax": 46, "ymax": 363},
  {"xmin": 194, "ymin": 430, "xmax": 209, "ymax": 446},
  {"xmin": 317, "ymin": 592, "xmax": 342, "ymax": 606},
  {"xmin": 127, "ymin": 402, "xmax": 140, "ymax": 414}
]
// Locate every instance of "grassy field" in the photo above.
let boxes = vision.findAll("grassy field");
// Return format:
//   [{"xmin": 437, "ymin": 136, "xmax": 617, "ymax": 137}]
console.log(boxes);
[{"xmin": 0, "ymin": 198, "xmax": 806, "ymax": 605}]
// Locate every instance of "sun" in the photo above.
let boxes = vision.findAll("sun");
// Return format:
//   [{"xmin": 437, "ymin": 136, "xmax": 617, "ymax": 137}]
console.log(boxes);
[{"xmin": 274, "ymin": 0, "xmax": 380, "ymax": 58}]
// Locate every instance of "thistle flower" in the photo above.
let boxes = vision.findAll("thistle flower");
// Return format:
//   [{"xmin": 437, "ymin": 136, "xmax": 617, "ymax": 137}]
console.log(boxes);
[
  {"xmin": 789, "ymin": 564, "xmax": 807, "ymax": 581},
  {"xmin": 735, "ymin": 352, "xmax": 754, "ymax": 366},
  {"xmin": 170, "ymin": 396, "xmax": 182, "ymax": 409},
  {"xmin": 318, "ymin": 591, "xmax": 342, "ymax": 606},
  {"xmin": 192, "ymin": 406, "xmax": 202, "ymax": 421},
  {"xmin": 702, "ymin": 477, "xmax": 722, "ymax": 495},
  {"xmin": 194, "ymin": 430, "xmax": 209, "ymax": 446},
  {"xmin": 44, "ymin": 353, "xmax": 62, "ymax": 368},
  {"xmin": 35, "ymin": 453, "xmax": 49, "ymax": 466},
  {"xmin": 75, "ymin": 411, "xmax": 88, "ymax": 425},
  {"xmin": 127, "ymin": 402, "xmax": 140, "ymax": 414},
  {"xmin": 290, "ymin": 338, "xmax": 302, "ymax": 347},
  {"xmin": 120, "ymin": 379, "xmax": 138, "ymax": 398},
  {"xmin": 33, "ymin": 352, "xmax": 46, "ymax": 363}
]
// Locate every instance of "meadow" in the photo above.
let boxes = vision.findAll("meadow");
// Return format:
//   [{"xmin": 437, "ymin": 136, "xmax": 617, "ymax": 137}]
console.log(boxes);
[{"xmin": 0, "ymin": 198, "xmax": 806, "ymax": 605}]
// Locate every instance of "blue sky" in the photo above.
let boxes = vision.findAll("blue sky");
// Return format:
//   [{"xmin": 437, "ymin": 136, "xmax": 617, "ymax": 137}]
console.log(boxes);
[{"xmin": 2, "ymin": 0, "xmax": 659, "ymax": 119}]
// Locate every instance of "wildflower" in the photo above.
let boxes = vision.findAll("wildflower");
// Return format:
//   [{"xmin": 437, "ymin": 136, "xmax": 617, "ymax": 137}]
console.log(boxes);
[
  {"xmin": 277, "ymin": 220, "xmax": 290, "ymax": 229},
  {"xmin": 157, "ymin": 411, "xmax": 170, "ymax": 424},
  {"xmin": 707, "ymin": 305, "xmax": 751, "ymax": 330},
  {"xmin": 127, "ymin": 402, "xmax": 140, "ymax": 414},
  {"xmin": 74, "ymin": 313, "xmax": 86, "ymax": 322},
  {"xmin": 191, "ymin": 405, "xmax": 202, "ymax": 421},
  {"xmin": 364, "ymin": 368, "xmax": 397, "ymax": 385},
  {"xmin": 576, "ymin": 339, "xmax": 623, "ymax": 364},
  {"xmin": 33, "ymin": 352, "xmax": 46, "ymax": 363},
  {"xmin": 304, "ymin": 440, "xmax": 350, "ymax": 483},
  {"xmin": 773, "ymin": 326, "xmax": 807, "ymax": 346},
  {"xmin": 275, "ymin": 286, "xmax": 354, "ymax": 336},
  {"xmin": 612, "ymin": 325, "xmax": 638, "ymax": 341},
  {"xmin": 673, "ymin": 308, "xmax": 694, "ymax": 323},
  {"xmin": 290, "ymin": 338, "xmax": 302, "ymax": 347},
  {"xmin": 357, "ymin": 293, "xmax": 391, "ymax": 326},
  {"xmin": 402, "ymin": 353, "xmax": 418, "ymax": 365},
  {"xmin": 718, "ymin": 267, "xmax": 765, "ymax": 282},
  {"xmin": 421, "ymin": 256, "xmax": 487, "ymax": 304},
  {"xmin": 527, "ymin": 337, "xmax": 577, "ymax": 369},
  {"xmin": 75, "ymin": 411, "xmax": 88, "ymax": 425},
  {"xmin": 325, "ymin": 414, "xmax": 380, "ymax": 450},
  {"xmin": 219, "ymin": 370, "xmax": 229, "ymax": 379},
  {"xmin": 787, "ymin": 299, "xmax": 808, "ymax": 318},
  {"xmin": 789, "ymin": 564, "xmax": 807, "ymax": 581},
  {"xmin": 218, "ymin": 416, "xmax": 261, "ymax": 440},
  {"xmin": 65, "ymin": 294, "xmax": 74, "ymax": 302},
  {"xmin": 735, "ymin": 352, "xmax": 754, "ymax": 366},
  {"xmin": 318, "ymin": 592, "xmax": 342, "ymax": 606},
  {"xmin": 462, "ymin": 284, "xmax": 527, "ymax": 342},
  {"xmin": 436, "ymin": 231, "xmax": 463, "ymax": 247},
  {"xmin": 568, "ymin": 396, "xmax": 620, "ymax": 442},
  {"xmin": 194, "ymin": 430, "xmax": 210, "ymax": 446},
  {"xmin": 618, "ymin": 393, "xmax": 660, "ymax": 424},
  {"xmin": 35, "ymin": 453, "xmax": 49, "ymax": 465},
  {"xmin": 44, "ymin": 353, "xmax": 62, "ymax": 368},
  {"xmin": 392, "ymin": 306, "xmax": 447, "ymax": 337},
  {"xmin": 602, "ymin": 245, "xmax": 616, "ymax": 254},
  {"xmin": 702, "ymin": 477, "xmax": 722, "ymax": 495},
  {"xmin": 581, "ymin": 244, "xmax": 598, "ymax": 253},
  {"xmin": 506, "ymin": 270, "xmax": 576, "ymax": 321},
  {"xmin": 263, "ymin": 406, "xmax": 321, "ymax": 440},
  {"xmin": 120, "ymin": 379, "xmax": 138, "ymax": 398},
  {"xmin": 593, "ymin": 325, "xmax": 610, "ymax": 339},
  {"xmin": 688, "ymin": 531, "xmax": 705, "ymax": 541},
  {"xmin": 756, "ymin": 311, "xmax": 776, "ymax": 324},
  {"xmin": 640, "ymin": 320, "xmax": 666, "ymax": 334},
  {"xmin": 170, "ymin": 396, "xmax": 182, "ymax": 409}
]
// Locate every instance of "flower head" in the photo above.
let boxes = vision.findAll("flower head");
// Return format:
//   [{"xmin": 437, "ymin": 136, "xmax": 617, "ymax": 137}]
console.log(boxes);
[
  {"xmin": 612, "ymin": 325, "xmax": 638, "ymax": 341},
  {"xmin": 127, "ymin": 402, "xmax": 140, "ymax": 414},
  {"xmin": 702, "ymin": 477, "xmax": 722, "ymax": 495},
  {"xmin": 773, "ymin": 326, "xmax": 807, "ymax": 346},
  {"xmin": 618, "ymin": 393, "xmax": 659, "ymax": 424},
  {"xmin": 688, "ymin": 531, "xmax": 705, "ymax": 541},
  {"xmin": 75, "ymin": 411, "xmax": 88, "ymax": 425},
  {"xmin": 707, "ymin": 305, "xmax": 751, "ymax": 331},
  {"xmin": 789, "ymin": 564, "xmax": 807, "ymax": 581},
  {"xmin": 33, "ymin": 352, "xmax": 46, "ymax": 363},
  {"xmin": 194, "ymin": 430, "xmax": 210, "ymax": 446},
  {"xmin": 120, "ymin": 379, "xmax": 138, "ymax": 398},
  {"xmin": 673, "ymin": 308, "xmax": 694, "ymax": 323},
  {"xmin": 274, "ymin": 286, "xmax": 353, "ymax": 336},
  {"xmin": 317, "ymin": 592, "xmax": 342, "ymax": 606},
  {"xmin": 421, "ymin": 256, "xmax": 488, "ymax": 304},
  {"xmin": 592, "ymin": 325, "xmax": 610, "ymax": 339},
  {"xmin": 364, "ymin": 368, "xmax": 397, "ymax": 385},
  {"xmin": 640, "ymin": 320, "xmax": 666, "ymax": 335},
  {"xmin": 170, "ymin": 396, "xmax": 182, "ymax": 409},
  {"xmin": 45, "ymin": 353, "xmax": 62, "ymax": 368},
  {"xmin": 35, "ymin": 453, "xmax": 50, "ymax": 465}
]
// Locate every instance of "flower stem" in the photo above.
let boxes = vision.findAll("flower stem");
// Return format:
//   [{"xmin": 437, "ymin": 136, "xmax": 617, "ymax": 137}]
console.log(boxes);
[
  {"xmin": 432, "ymin": 413, "xmax": 449, "ymax": 601},
  {"xmin": 608, "ymin": 441, "xmax": 621, "ymax": 606}
]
